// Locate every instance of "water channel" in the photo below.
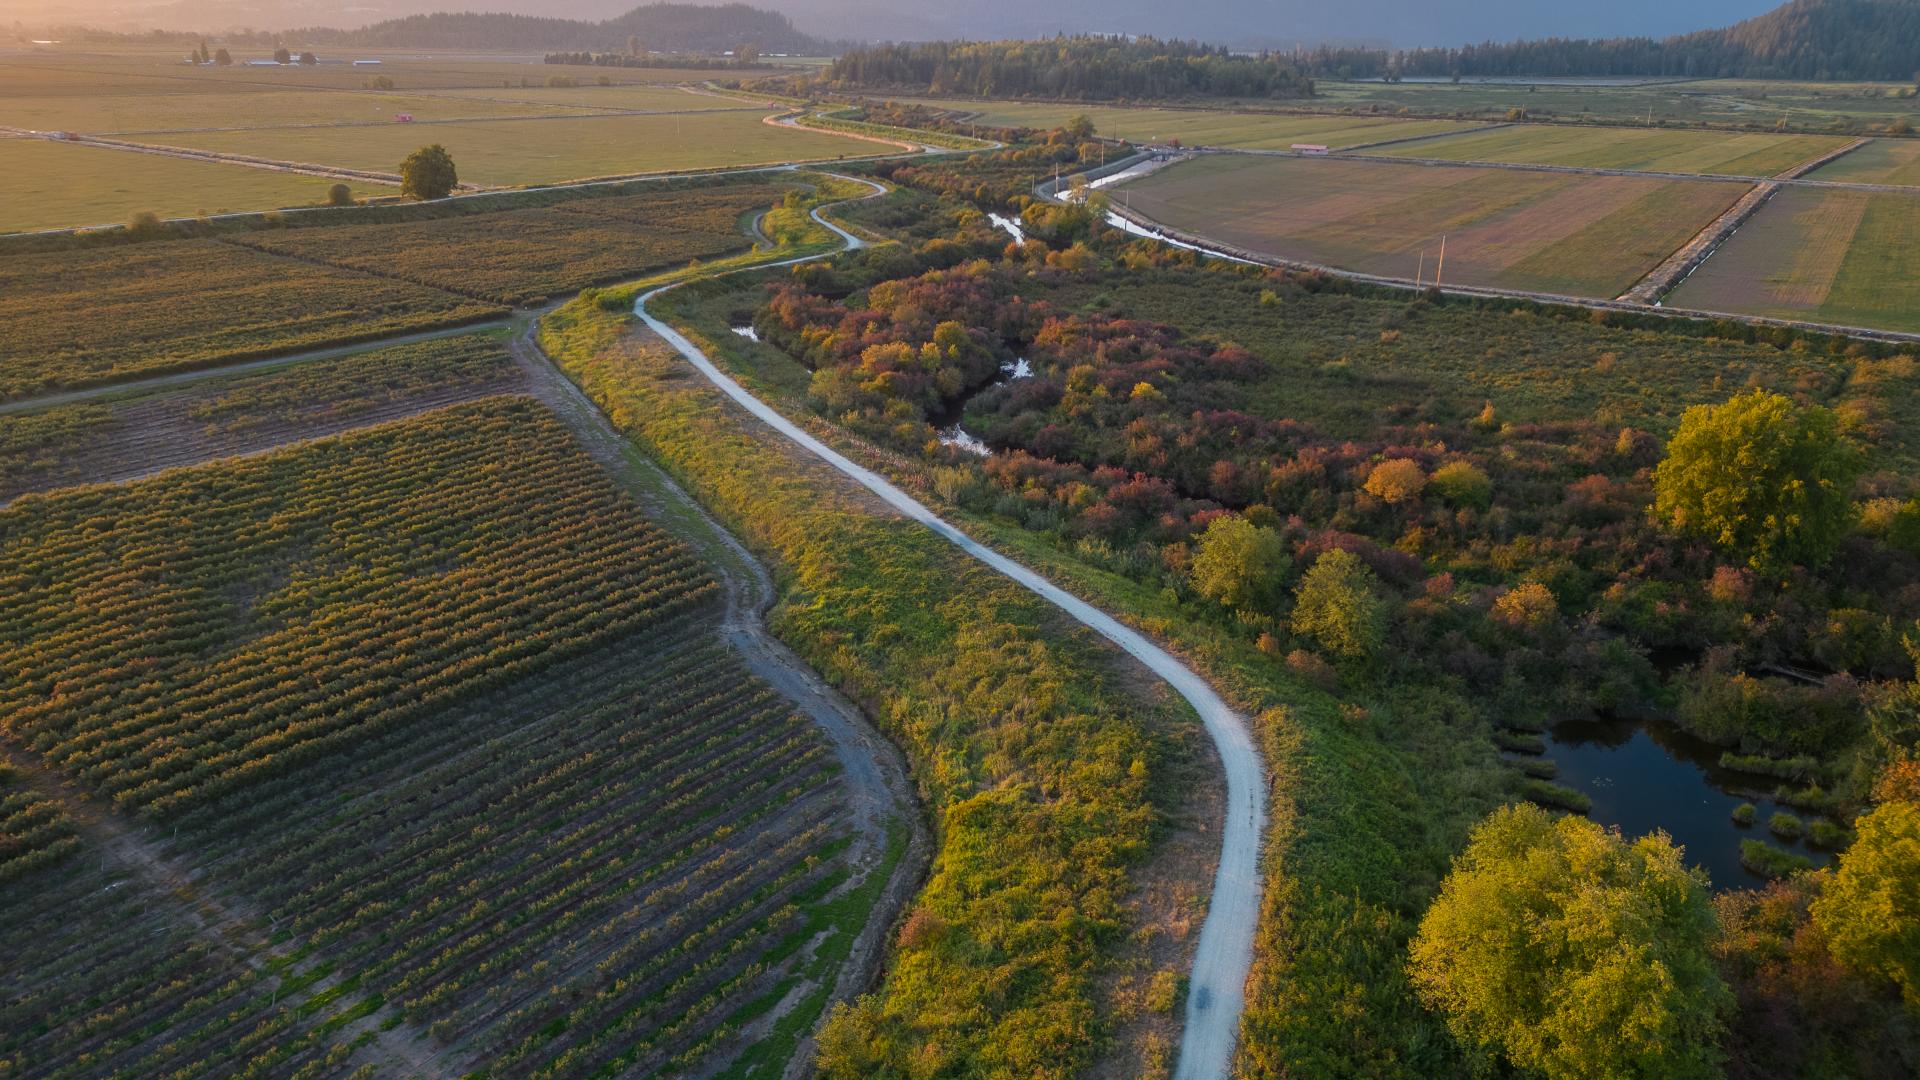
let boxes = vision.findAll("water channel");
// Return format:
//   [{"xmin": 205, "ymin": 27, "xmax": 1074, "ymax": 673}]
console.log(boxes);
[{"xmin": 1541, "ymin": 715, "xmax": 1834, "ymax": 888}]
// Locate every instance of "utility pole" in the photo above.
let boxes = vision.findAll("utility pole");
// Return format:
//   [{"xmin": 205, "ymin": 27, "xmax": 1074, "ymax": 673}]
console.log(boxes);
[
  {"xmin": 1435, "ymin": 234, "xmax": 1447, "ymax": 289},
  {"xmin": 1416, "ymin": 249, "xmax": 1425, "ymax": 289}
]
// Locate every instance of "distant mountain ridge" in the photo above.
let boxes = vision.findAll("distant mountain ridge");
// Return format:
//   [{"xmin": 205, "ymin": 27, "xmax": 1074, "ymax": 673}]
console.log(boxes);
[{"xmin": 291, "ymin": 2, "xmax": 827, "ymax": 54}]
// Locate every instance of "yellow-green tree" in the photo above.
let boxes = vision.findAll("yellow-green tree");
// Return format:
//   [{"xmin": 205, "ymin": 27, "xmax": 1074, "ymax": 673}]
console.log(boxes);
[
  {"xmin": 1812, "ymin": 800, "xmax": 1920, "ymax": 1005},
  {"xmin": 1289, "ymin": 548, "xmax": 1382, "ymax": 659},
  {"xmin": 1189, "ymin": 515, "xmax": 1288, "ymax": 613},
  {"xmin": 399, "ymin": 144, "xmax": 458, "ymax": 201},
  {"xmin": 1429, "ymin": 459, "xmax": 1492, "ymax": 508},
  {"xmin": 1653, "ymin": 390, "xmax": 1862, "ymax": 573},
  {"xmin": 1409, "ymin": 804, "xmax": 1731, "ymax": 1080}
]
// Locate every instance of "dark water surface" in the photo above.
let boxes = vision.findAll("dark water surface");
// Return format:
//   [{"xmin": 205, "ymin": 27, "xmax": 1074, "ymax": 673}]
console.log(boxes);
[{"xmin": 1543, "ymin": 715, "xmax": 1833, "ymax": 888}]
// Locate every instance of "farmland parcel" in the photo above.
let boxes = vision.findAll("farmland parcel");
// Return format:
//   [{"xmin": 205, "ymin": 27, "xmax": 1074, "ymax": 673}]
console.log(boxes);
[
  {"xmin": 865, "ymin": 97, "xmax": 1478, "ymax": 149},
  {"xmin": 1115, "ymin": 154, "xmax": 1748, "ymax": 297},
  {"xmin": 1805, "ymin": 136, "xmax": 1920, "ymax": 185},
  {"xmin": 139, "ymin": 111, "xmax": 873, "ymax": 186},
  {"xmin": 1372, "ymin": 124, "xmax": 1852, "ymax": 176},
  {"xmin": 0, "ymin": 138, "xmax": 395, "ymax": 234},
  {"xmin": 0, "ymin": 397, "xmax": 875, "ymax": 1076},
  {"xmin": 0, "ymin": 333, "xmax": 522, "ymax": 503},
  {"xmin": 0, "ymin": 89, "xmax": 583, "ymax": 134},
  {"xmin": 227, "ymin": 183, "xmax": 788, "ymax": 304},
  {"xmin": 1666, "ymin": 185, "xmax": 1920, "ymax": 333},
  {"xmin": 0, "ymin": 239, "xmax": 501, "ymax": 397}
]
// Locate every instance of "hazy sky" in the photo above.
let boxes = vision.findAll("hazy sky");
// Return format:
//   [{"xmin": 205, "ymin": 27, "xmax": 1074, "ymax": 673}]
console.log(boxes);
[{"xmin": 1, "ymin": 0, "xmax": 1786, "ymax": 45}]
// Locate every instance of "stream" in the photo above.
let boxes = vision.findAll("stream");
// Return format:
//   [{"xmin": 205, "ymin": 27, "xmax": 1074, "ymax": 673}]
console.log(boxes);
[{"xmin": 932, "ymin": 357, "xmax": 1031, "ymax": 455}]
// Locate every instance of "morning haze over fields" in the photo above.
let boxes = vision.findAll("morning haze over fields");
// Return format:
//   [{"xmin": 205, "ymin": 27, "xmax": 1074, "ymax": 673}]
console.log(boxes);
[{"xmin": 3, "ymin": 1, "xmax": 1918, "ymax": 1079}]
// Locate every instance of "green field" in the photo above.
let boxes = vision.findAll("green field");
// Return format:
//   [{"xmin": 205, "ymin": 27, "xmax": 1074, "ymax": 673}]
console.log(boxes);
[
  {"xmin": 0, "ymin": 89, "xmax": 584, "ymax": 133},
  {"xmin": 227, "ymin": 183, "xmax": 785, "ymax": 303},
  {"xmin": 426, "ymin": 84, "xmax": 754, "ymax": 111},
  {"xmin": 0, "ymin": 51, "xmax": 786, "ymax": 95},
  {"xmin": 870, "ymin": 96, "xmax": 1479, "ymax": 148},
  {"xmin": 1118, "ymin": 153, "xmax": 1745, "ymax": 296},
  {"xmin": 1375, "ymin": 123, "xmax": 1850, "ymax": 176},
  {"xmin": 1316, "ymin": 77, "xmax": 1920, "ymax": 131},
  {"xmin": 0, "ymin": 138, "xmax": 395, "ymax": 233},
  {"xmin": 1666, "ymin": 185, "xmax": 1920, "ymax": 332},
  {"xmin": 142, "ymin": 110, "xmax": 873, "ymax": 185},
  {"xmin": 1807, "ymin": 136, "xmax": 1920, "ymax": 185}
]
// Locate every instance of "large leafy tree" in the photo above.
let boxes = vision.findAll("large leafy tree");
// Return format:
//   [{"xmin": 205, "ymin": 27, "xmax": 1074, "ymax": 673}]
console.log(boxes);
[
  {"xmin": 1289, "ymin": 548, "xmax": 1381, "ymax": 659},
  {"xmin": 1812, "ymin": 799, "xmax": 1920, "ymax": 1005},
  {"xmin": 1189, "ymin": 515, "xmax": 1288, "ymax": 613},
  {"xmin": 1409, "ymin": 804, "xmax": 1731, "ymax": 1080},
  {"xmin": 399, "ymin": 144, "xmax": 459, "ymax": 201},
  {"xmin": 1653, "ymin": 390, "xmax": 1862, "ymax": 573}
]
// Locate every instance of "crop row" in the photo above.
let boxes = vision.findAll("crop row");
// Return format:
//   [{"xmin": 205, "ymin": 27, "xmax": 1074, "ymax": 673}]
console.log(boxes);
[
  {"xmin": 549, "ymin": 184, "xmax": 786, "ymax": 232},
  {"xmin": 0, "ymin": 404, "xmax": 114, "ymax": 498},
  {"xmin": 0, "ymin": 755, "xmax": 77, "ymax": 883},
  {"xmin": 182, "ymin": 333, "xmax": 521, "ymax": 436},
  {"xmin": 0, "ymin": 334, "xmax": 522, "ymax": 504},
  {"xmin": 0, "ymin": 630, "xmax": 855, "ymax": 1077},
  {"xmin": 0, "ymin": 854, "xmax": 341, "ymax": 1080},
  {"xmin": 170, "ymin": 631, "xmax": 851, "ymax": 1071},
  {"xmin": 0, "ymin": 239, "xmax": 503, "ymax": 399},
  {"xmin": 0, "ymin": 397, "xmax": 719, "ymax": 815},
  {"xmin": 225, "ymin": 184, "xmax": 786, "ymax": 306}
]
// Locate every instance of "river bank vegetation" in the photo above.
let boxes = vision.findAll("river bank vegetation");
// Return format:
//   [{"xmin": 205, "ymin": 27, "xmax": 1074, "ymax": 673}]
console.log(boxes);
[{"xmin": 632, "ymin": 128, "xmax": 1920, "ymax": 1074}]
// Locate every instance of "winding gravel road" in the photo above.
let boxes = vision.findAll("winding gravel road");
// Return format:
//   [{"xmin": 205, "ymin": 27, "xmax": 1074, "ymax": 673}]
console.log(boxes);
[{"xmin": 632, "ymin": 178, "xmax": 1266, "ymax": 1079}]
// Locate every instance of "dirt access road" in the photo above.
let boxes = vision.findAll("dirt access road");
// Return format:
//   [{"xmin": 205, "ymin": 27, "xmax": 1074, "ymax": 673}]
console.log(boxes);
[{"xmin": 630, "ymin": 177, "xmax": 1266, "ymax": 1080}]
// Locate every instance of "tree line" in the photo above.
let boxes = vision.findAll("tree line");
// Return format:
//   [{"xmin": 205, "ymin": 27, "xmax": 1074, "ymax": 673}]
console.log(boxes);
[{"xmin": 821, "ymin": 36, "xmax": 1315, "ymax": 101}]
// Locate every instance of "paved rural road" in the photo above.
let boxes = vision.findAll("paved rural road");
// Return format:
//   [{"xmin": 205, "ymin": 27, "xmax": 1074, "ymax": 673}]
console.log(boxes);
[{"xmin": 633, "ymin": 178, "xmax": 1266, "ymax": 1079}]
